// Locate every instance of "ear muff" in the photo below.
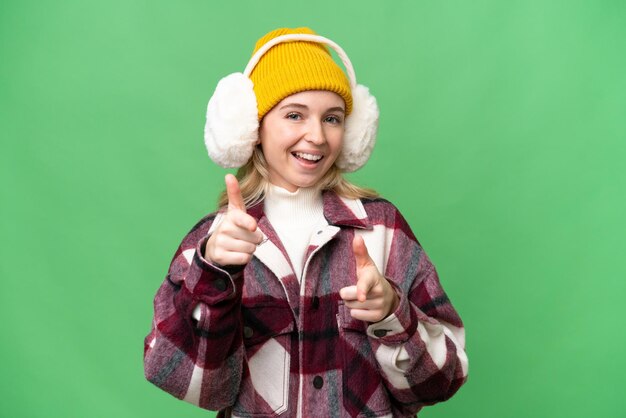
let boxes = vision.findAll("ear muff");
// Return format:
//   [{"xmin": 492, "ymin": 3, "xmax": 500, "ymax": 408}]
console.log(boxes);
[{"xmin": 204, "ymin": 34, "xmax": 379, "ymax": 172}]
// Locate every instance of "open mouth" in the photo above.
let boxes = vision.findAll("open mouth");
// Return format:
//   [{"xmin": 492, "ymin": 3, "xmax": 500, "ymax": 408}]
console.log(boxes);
[{"xmin": 292, "ymin": 152, "xmax": 324, "ymax": 164}]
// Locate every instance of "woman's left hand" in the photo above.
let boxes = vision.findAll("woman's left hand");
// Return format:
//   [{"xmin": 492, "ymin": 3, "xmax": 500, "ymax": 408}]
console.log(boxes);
[{"xmin": 339, "ymin": 236, "xmax": 400, "ymax": 323}]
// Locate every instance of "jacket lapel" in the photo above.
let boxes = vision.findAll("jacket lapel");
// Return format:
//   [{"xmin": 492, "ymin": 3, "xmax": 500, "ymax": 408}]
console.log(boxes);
[{"xmin": 245, "ymin": 191, "xmax": 374, "ymax": 309}]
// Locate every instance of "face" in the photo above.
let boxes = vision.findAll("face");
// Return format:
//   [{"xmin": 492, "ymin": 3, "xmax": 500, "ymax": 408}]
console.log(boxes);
[{"xmin": 259, "ymin": 90, "xmax": 346, "ymax": 192}]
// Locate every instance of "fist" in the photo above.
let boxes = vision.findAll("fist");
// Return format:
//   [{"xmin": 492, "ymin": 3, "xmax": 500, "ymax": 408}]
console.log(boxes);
[
  {"xmin": 204, "ymin": 174, "xmax": 264, "ymax": 266},
  {"xmin": 339, "ymin": 235, "xmax": 399, "ymax": 323}
]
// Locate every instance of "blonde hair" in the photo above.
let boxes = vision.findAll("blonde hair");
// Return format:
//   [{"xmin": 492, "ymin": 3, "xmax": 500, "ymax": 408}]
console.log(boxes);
[{"xmin": 217, "ymin": 146, "xmax": 378, "ymax": 209}]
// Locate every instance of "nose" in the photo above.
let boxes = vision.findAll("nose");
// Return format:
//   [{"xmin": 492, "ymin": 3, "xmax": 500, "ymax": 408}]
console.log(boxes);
[{"xmin": 303, "ymin": 120, "xmax": 326, "ymax": 145}]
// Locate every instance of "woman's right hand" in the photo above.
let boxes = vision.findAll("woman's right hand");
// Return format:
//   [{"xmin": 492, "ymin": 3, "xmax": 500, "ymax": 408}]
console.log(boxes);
[{"xmin": 204, "ymin": 174, "xmax": 264, "ymax": 266}]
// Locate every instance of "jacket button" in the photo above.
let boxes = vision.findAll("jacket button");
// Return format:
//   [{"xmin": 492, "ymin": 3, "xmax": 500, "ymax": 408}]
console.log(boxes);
[
  {"xmin": 373, "ymin": 329, "xmax": 388, "ymax": 338},
  {"xmin": 243, "ymin": 326, "xmax": 253, "ymax": 339},
  {"xmin": 311, "ymin": 296, "xmax": 319, "ymax": 309},
  {"xmin": 313, "ymin": 376, "xmax": 323, "ymax": 389},
  {"xmin": 316, "ymin": 230, "xmax": 323, "ymax": 235},
  {"xmin": 213, "ymin": 278, "xmax": 226, "ymax": 291}
]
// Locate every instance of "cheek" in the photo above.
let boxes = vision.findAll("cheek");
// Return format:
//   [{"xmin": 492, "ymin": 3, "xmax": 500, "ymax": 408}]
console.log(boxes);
[
  {"xmin": 330, "ymin": 132, "xmax": 345, "ymax": 155},
  {"xmin": 260, "ymin": 137, "xmax": 291, "ymax": 165},
  {"xmin": 261, "ymin": 126, "xmax": 298, "ymax": 149}
]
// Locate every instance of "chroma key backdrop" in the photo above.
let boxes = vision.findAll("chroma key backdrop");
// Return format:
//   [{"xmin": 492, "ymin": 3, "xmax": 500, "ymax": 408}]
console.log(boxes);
[{"xmin": 1, "ymin": 1, "xmax": 625, "ymax": 417}]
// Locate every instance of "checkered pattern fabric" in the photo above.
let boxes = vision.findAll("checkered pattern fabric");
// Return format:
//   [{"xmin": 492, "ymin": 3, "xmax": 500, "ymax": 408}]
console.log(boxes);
[{"xmin": 144, "ymin": 192, "xmax": 468, "ymax": 417}]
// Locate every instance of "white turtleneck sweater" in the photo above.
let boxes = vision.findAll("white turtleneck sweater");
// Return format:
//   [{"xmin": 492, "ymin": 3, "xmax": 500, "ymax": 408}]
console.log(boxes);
[{"xmin": 263, "ymin": 184, "xmax": 327, "ymax": 281}]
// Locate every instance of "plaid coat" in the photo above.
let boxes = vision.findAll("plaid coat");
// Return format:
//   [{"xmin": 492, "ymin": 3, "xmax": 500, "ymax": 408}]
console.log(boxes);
[{"xmin": 144, "ymin": 191, "xmax": 468, "ymax": 417}]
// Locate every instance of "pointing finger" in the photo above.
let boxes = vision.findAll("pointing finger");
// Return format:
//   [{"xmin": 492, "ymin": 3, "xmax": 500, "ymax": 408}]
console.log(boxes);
[
  {"xmin": 225, "ymin": 174, "xmax": 246, "ymax": 212},
  {"xmin": 353, "ymin": 235, "xmax": 374, "ymax": 269},
  {"xmin": 356, "ymin": 274, "xmax": 376, "ymax": 303}
]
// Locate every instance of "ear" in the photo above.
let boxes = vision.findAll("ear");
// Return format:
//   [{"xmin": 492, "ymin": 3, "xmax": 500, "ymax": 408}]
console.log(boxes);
[
  {"xmin": 336, "ymin": 84, "xmax": 379, "ymax": 172},
  {"xmin": 204, "ymin": 73, "xmax": 259, "ymax": 168}
]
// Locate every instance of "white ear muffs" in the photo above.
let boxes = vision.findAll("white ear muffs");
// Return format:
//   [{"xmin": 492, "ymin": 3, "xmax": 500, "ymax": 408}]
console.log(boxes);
[{"xmin": 204, "ymin": 34, "xmax": 379, "ymax": 172}]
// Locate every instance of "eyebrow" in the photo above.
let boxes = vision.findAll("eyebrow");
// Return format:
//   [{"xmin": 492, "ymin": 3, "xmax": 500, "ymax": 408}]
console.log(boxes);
[{"xmin": 279, "ymin": 103, "xmax": 346, "ymax": 114}]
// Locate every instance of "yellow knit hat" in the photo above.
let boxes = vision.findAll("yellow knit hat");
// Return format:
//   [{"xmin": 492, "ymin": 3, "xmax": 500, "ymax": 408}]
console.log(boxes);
[{"xmin": 249, "ymin": 27, "xmax": 353, "ymax": 120}]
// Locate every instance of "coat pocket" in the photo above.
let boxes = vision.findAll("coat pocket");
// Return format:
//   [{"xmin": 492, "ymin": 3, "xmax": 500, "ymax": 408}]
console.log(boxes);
[
  {"xmin": 338, "ymin": 302, "xmax": 392, "ymax": 418},
  {"xmin": 233, "ymin": 305, "xmax": 295, "ymax": 417}
]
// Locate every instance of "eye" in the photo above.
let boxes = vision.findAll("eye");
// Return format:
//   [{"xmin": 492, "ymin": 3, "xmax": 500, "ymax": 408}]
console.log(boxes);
[
  {"xmin": 324, "ymin": 115, "xmax": 343, "ymax": 125},
  {"xmin": 286, "ymin": 112, "xmax": 302, "ymax": 120}
]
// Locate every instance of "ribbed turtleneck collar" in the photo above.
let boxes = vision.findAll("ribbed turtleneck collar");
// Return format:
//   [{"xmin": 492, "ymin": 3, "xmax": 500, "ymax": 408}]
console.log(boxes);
[{"xmin": 264, "ymin": 184, "xmax": 324, "ymax": 223}]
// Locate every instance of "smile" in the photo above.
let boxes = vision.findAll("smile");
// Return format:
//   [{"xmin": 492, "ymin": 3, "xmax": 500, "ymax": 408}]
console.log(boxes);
[{"xmin": 292, "ymin": 152, "xmax": 324, "ymax": 162}]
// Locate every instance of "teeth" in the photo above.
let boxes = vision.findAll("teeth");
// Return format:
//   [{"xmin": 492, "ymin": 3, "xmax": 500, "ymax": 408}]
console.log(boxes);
[{"xmin": 294, "ymin": 152, "xmax": 323, "ymax": 162}]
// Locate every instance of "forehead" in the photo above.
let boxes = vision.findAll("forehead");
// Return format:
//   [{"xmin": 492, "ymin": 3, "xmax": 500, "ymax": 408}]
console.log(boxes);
[{"xmin": 276, "ymin": 90, "xmax": 345, "ymax": 109}]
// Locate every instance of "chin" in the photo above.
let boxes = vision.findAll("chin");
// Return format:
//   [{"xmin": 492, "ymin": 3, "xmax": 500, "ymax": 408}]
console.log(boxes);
[{"xmin": 291, "ymin": 177, "xmax": 321, "ymax": 189}]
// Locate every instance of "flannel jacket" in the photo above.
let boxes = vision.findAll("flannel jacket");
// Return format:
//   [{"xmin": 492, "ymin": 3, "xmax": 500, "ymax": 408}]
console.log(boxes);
[{"xmin": 144, "ymin": 191, "xmax": 468, "ymax": 417}]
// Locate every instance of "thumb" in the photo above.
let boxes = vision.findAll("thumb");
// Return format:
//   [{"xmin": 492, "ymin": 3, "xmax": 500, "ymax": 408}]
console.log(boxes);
[
  {"xmin": 225, "ymin": 174, "xmax": 246, "ymax": 212},
  {"xmin": 353, "ymin": 235, "xmax": 374, "ymax": 269}
]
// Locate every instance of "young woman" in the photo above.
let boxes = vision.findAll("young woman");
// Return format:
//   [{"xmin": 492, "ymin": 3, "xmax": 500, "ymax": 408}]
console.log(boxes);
[{"xmin": 144, "ymin": 27, "xmax": 468, "ymax": 418}]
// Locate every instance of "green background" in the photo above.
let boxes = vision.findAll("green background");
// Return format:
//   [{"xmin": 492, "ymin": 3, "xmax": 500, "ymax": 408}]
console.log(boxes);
[{"xmin": 2, "ymin": 1, "xmax": 625, "ymax": 417}]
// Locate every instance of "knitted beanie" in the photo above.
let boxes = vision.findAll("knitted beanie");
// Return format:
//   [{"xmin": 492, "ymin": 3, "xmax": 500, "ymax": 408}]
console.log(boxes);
[{"xmin": 249, "ymin": 27, "xmax": 353, "ymax": 119}]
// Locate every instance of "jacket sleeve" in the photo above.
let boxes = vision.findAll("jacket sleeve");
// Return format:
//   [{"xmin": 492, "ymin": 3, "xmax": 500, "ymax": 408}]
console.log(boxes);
[
  {"xmin": 366, "ymin": 206, "xmax": 468, "ymax": 416},
  {"xmin": 143, "ymin": 213, "xmax": 244, "ymax": 411}
]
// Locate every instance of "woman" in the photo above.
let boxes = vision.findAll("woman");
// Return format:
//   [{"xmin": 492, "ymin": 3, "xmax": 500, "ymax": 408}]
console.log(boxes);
[{"xmin": 144, "ymin": 27, "xmax": 468, "ymax": 417}]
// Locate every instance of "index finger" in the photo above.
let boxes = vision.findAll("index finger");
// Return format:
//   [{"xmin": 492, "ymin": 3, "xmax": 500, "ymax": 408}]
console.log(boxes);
[
  {"xmin": 356, "ymin": 274, "xmax": 376, "ymax": 302},
  {"xmin": 225, "ymin": 174, "xmax": 246, "ymax": 212}
]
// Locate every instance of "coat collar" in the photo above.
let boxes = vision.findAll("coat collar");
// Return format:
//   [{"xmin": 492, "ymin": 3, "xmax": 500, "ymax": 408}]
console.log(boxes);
[{"xmin": 247, "ymin": 189, "xmax": 372, "ymax": 230}]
